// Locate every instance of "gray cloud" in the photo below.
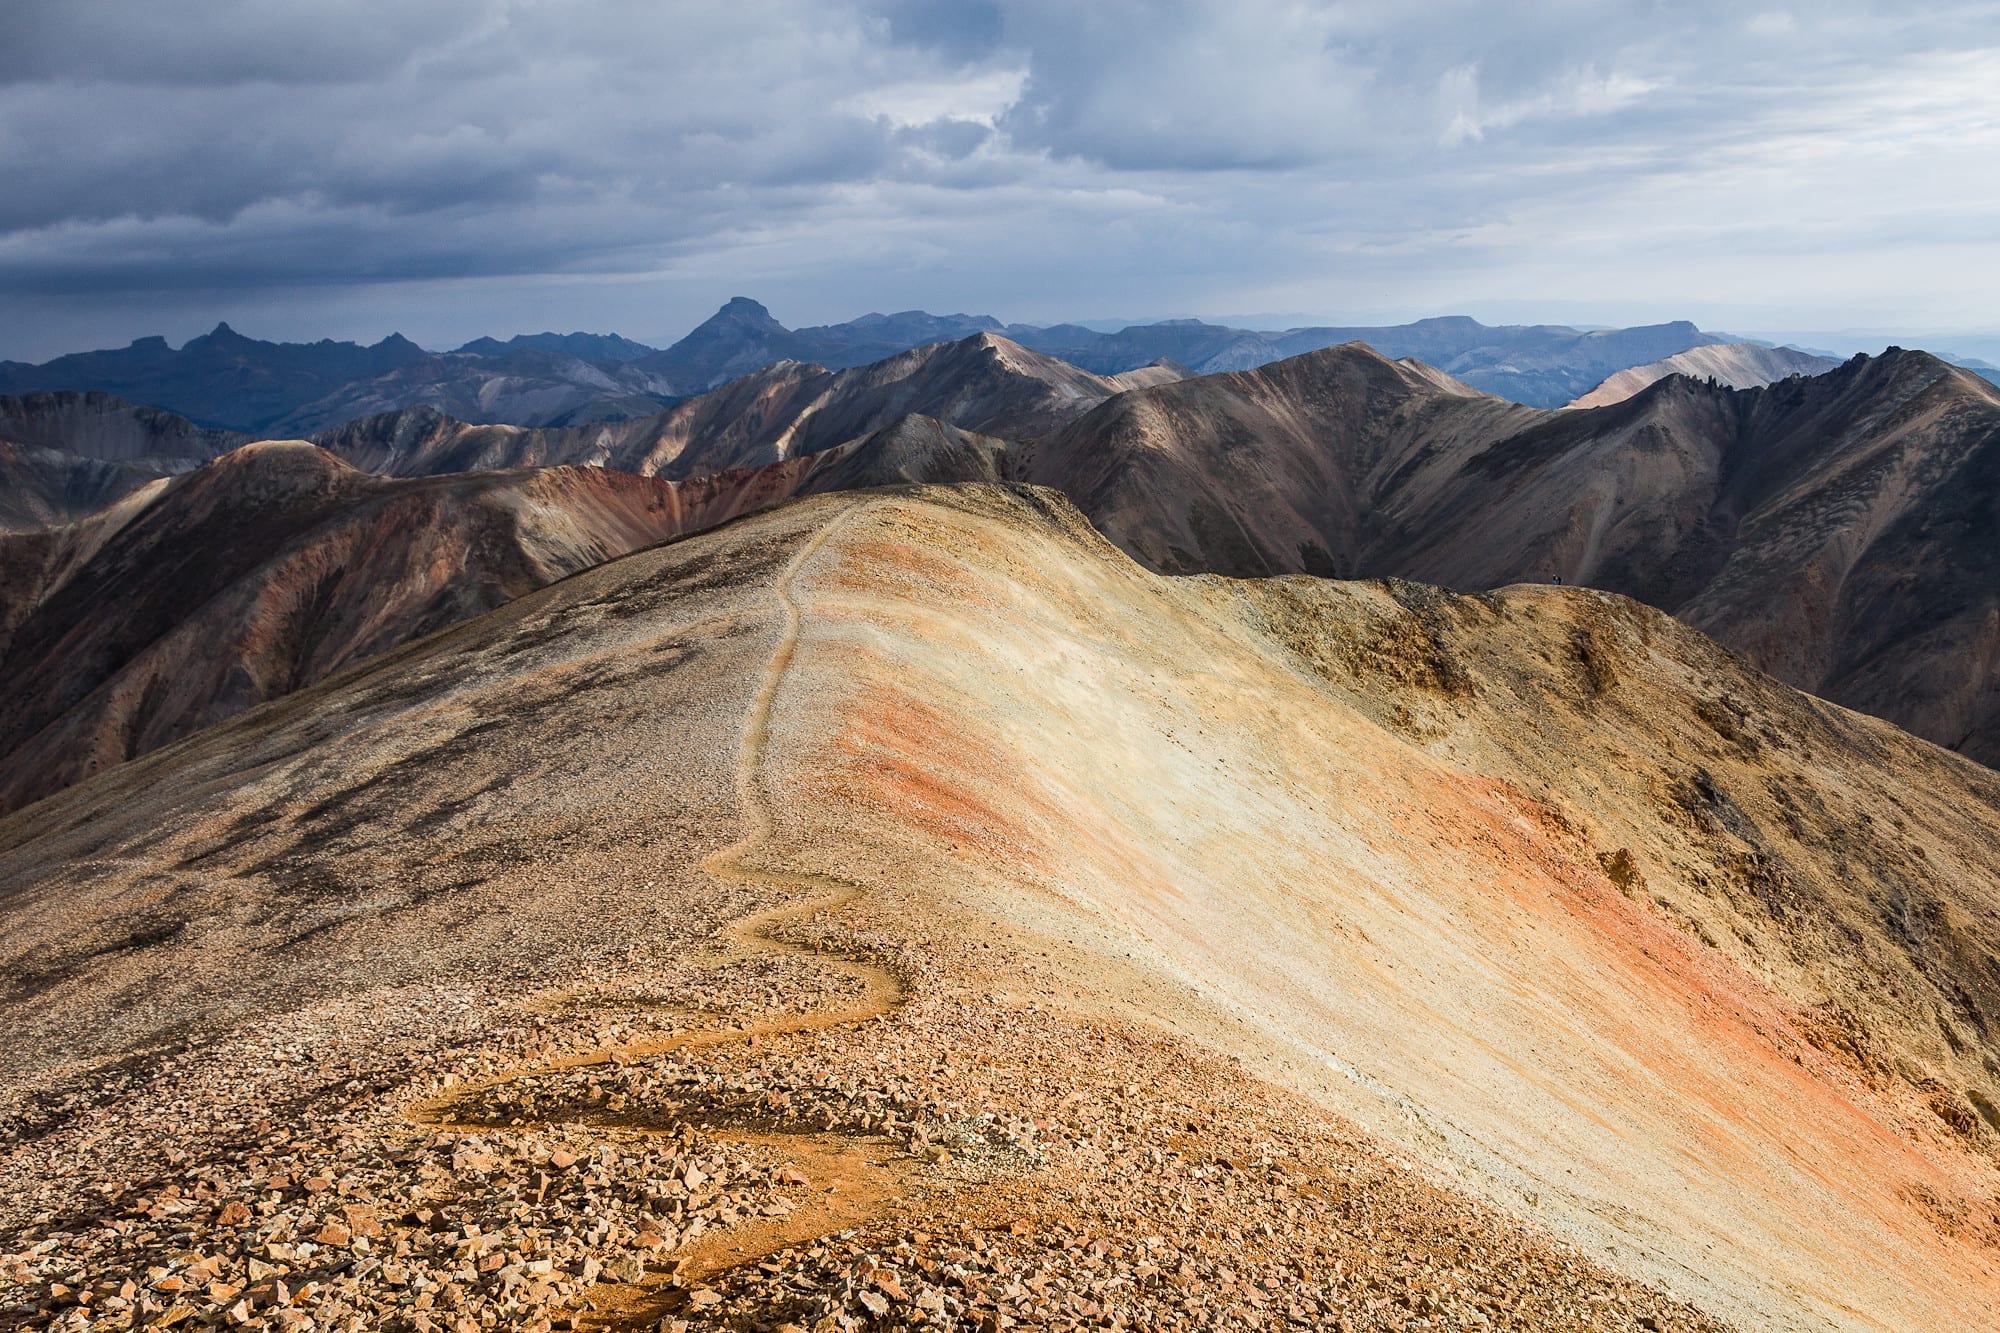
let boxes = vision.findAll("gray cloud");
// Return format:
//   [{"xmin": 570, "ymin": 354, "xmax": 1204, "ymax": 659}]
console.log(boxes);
[{"xmin": 1, "ymin": 1, "xmax": 1997, "ymax": 359}]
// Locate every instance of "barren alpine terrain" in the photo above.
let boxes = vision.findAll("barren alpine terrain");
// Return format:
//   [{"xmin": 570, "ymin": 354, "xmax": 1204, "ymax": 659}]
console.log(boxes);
[
  {"xmin": 3, "ymin": 485, "xmax": 1997, "ymax": 1333},
  {"xmin": 312, "ymin": 335, "xmax": 1133, "ymax": 481},
  {"xmin": 1565, "ymin": 344, "xmax": 1839, "ymax": 408},
  {"xmin": 1025, "ymin": 343, "xmax": 2000, "ymax": 764},
  {"xmin": 0, "ymin": 417, "xmax": 1011, "ymax": 814}
]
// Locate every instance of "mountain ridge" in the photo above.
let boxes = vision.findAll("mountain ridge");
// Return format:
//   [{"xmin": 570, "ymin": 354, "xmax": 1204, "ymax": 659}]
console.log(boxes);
[
  {"xmin": 1567, "ymin": 342, "xmax": 1842, "ymax": 408},
  {"xmin": 1021, "ymin": 341, "xmax": 2000, "ymax": 763},
  {"xmin": 0, "ymin": 302, "xmax": 1736, "ymax": 430},
  {"xmin": 0, "ymin": 391, "xmax": 247, "ymax": 530},
  {"xmin": 3, "ymin": 484, "xmax": 1998, "ymax": 1330},
  {"xmin": 310, "ymin": 333, "xmax": 1127, "ymax": 480},
  {"xmin": 0, "ymin": 413, "xmax": 1013, "ymax": 813}
]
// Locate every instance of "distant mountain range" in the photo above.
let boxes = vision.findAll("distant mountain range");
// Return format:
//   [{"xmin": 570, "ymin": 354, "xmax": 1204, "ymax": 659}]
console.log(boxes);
[
  {"xmin": 0, "ymin": 323, "xmax": 426, "ymax": 433},
  {"xmin": 0, "ymin": 299, "xmax": 1750, "ymax": 433},
  {"xmin": 6, "ymin": 325, "xmax": 1996, "ymax": 784},
  {"xmin": 310, "ymin": 332, "xmax": 1164, "ymax": 479}
]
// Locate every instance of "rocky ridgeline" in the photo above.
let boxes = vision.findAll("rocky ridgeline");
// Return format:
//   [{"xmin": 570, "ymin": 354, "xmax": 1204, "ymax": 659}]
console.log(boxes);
[{"xmin": 0, "ymin": 903, "xmax": 1728, "ymax": 1333}]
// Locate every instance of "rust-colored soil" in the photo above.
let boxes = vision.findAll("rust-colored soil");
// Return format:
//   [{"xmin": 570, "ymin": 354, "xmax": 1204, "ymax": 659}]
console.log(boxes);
[{"xmin": 3, "ymin": 486, "xmax": 1998, "ymax": 1332}]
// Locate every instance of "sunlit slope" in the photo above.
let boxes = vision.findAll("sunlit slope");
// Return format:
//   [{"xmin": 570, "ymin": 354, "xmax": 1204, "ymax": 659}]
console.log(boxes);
[
  {"xmin": 759, "ymin": 486, "xmax": 2000, "ymax": 1332},
  {"xmin": 4, "ymin": 483, "xmax": 1997, "ymax": 1329}
]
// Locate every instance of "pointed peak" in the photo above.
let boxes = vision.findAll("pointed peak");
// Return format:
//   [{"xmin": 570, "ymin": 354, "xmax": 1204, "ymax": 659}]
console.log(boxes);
[
  {"xmin": 683, "ymin": 297, "xmax": 787, "ymax": 340},
  {"xmin": 188, "ymin": 321, "xmax": 254, "ymax": 347}
]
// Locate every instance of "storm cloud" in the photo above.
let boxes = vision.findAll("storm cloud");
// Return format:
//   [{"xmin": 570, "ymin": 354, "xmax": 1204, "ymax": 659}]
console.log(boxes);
[{"xmin": 3, "ymin": 0, "xmax": 1997, "ymax": 358}]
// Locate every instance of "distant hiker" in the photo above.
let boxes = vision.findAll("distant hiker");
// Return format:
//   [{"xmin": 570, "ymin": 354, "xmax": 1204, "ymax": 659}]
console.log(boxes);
[{"xmin": 1552, "ymin": 575, "xmax": 1563, "ymax": 585}]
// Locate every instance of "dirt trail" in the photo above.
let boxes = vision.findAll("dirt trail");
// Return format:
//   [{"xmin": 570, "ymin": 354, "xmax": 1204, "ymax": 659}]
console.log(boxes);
[
  {"xmin": 409, "ymin": 507, "xmax": 900, "ymax": 1110},
  {"xmin": 406, "ymin": 507, "xmax": 917, "ymax": 1314}
]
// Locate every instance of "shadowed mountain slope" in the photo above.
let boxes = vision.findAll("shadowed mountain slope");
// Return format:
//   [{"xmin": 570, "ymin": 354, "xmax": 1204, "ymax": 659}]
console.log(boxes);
[
  {"xmin": 1027, "ymin": 343, "xmax": 2000, "ymax": 764},
  {"xmin": 316, "ymin": 333, "xmax": 1117, "ymax": 479},
  {"xmin": 0, "ymin": 443, "xmax": 714, "ymax": 812},
  {"xmin": 0, "ymin": 392, "xmax": 247, "ymax": 530},
  {"xmin": 0, "ymin": 442, "xmax": 172, "ymax": 535},
  {"xmin": 2, "ymin": 486, "xmax": 1997, "ymax": 1331},
  {"xmin": 1568, "ymin": 342, "xmax": 1841, "ymax": 408},
  {"xmin": 0, "ymin": 391, "xmax": 246, "ymax": 464},
  {"xmin": 0, "ymin": 418, "xmax": 1004, "ymax": 813},
  {"xmin": 266, "ymin": 346, "xmax": 681, "ymax": 433}
]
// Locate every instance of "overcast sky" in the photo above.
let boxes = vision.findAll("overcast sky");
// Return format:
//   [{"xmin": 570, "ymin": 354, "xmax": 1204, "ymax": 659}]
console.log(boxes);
[{"xmin": 3, "ymin": 0, "xmax": 1999, "ymax": 360}]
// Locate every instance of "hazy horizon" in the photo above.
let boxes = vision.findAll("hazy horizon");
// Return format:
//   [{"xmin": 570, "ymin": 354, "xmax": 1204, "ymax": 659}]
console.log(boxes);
[{"xmin": 11, "ymin": 299, "xmax": 1999, "ymax": 372}]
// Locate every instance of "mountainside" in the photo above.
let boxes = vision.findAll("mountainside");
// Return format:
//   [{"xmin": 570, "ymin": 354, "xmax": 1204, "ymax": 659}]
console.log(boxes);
[
  {"xmin": 0, "ymin": 392, "xmax": 246, "ymax": 530},
  {"xmin": 317, "ymin": 333, "xmax": 1120, "ymax": 479},
  {"xmin": 266, "ymin": 346, "xmax": 681, "ymax": 433},
  {"xmin": 452, "ymin": 331, "xmax": 658, "ymax": 362},
  {"xmin": 0, "ymin": 305, "xmax": 1727, "ymax": 433},
  {"xmin": 3, "ymin": 486, "xmax": 1997, "ymax": 1332},
  {"xmin": 0, "ymin": 390, "xmax": 247, "ymax": 463},
  {"xmin": 0, "ymin": 443, "xmax": 172, "ymax": 535},
  {"xmin": 1014, "ymin": 314, "xmax": 1725, "ymax": 405},
  {"xmin": 0, "ymin": 417, "xmax": 1004, "ymax": 813},
  {"xmin": 0, "ymin": 324, "xmax": 426, "ymax": 431},
  {"xmin": 1568, "ymin": 342, "xmax": 1841, "ymax": 408},
  {"xmin": 630, "ymin": 298, "xmax": 1008, "ymax": 393},
  {"xmin": 1026, "ymin": 343, "xmax": 2000, "ymax": 764}
]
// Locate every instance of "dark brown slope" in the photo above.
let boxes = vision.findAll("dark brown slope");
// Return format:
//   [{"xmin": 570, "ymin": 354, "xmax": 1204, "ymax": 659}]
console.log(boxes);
[
  {"xmin": 0, "ymin": 416, "xmax": 1001, "ymax": 814},
  {"xmin": 314, "ymin": 333, "xmax": 1119, "ymax": 479},
  {"xmin": 0, "ymin": 392, "xmax": 246, "ymax": 530},
  {"xmin": 0, "ymin": 443, "xmax": 690, "ymax": 813},
  {"xmin": 1016, "ymin": 344, "xmax": 1534, "ymax": 576},
  {"xmin": 1026, "ymin": 343, "xmax": 2000, "ymax": 763}
]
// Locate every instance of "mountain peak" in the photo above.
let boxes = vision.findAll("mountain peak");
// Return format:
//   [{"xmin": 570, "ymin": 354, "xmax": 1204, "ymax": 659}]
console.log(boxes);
[
  {"xmin": 716, "ymin": 296, "xmax": 780, "ymax": 323},
  {"xmin": 190, "ymin": 321, "xmax": 255, "ymax": 348},
  {"xmin": 674, "ymin": 297, "xmax": 788, "ymax": 344}
]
